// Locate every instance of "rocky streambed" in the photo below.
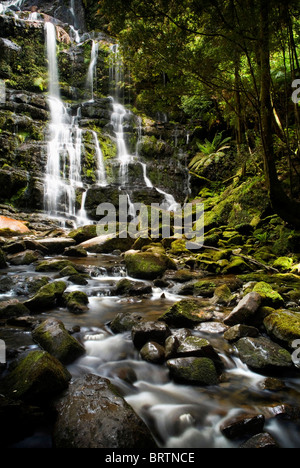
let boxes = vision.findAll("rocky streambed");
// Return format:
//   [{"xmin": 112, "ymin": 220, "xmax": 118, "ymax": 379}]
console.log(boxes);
[{"xmin": 1, "ymin": 216, "xmax": 300, "ymax": 448}]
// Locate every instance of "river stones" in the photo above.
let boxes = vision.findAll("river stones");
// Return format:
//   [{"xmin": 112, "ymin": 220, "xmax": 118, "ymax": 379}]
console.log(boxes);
[
  {"xmin": 224, "ymin": 324, "xmax": 259, "ymax": 342},
  {"xmin": 252, "ymin": 282, "xmax": 284, "ymax": 308},
  {"xmin": 0, "ymin": 248, "xmax": 7, "ymax": 269},
  {"xmin": 32, "ymin": 318, "xmax": 85, "ymax": 365},
  {"xmin": 159, "ymin": 299, "xmax": 214, "ymax": 328},
  {"xmin": 113, "ymin": 278, "xmax": 152, "ymax": 297},
  {"xmin": 140, "ymin": 342, "xmax": 165, "ymax": 364},
  {"xmin": 110, "ymin": 312, "xmax": 144, "ymax": 334},
  {"xmin": 240, "ymin": 433, "xmax": 280, "ymax": 449},
  {"xmin": 35, "ymin": 237, "xmax": 76, "ymax": 254},
  {"xmin": 53, "ymin": 374, "xmax": 157, "ymax": 449},
  {"xmin": 64, "ymin": 291, "xmax": 89, "ymax": 315},
  {"xmin": 132, "ymin": 321, "xmax": 171, "ymax": 349},
  {"xmin": 220, "ymin": 413, "xmax": 265, "ymax": 440},
  {"xmin": 235, "ymin": 336, "xmax": 293, "ymax": 372},
  {"xmin": 224, "ymin": 292, "xmax": 262, "ymax": 326},
  {"xmin": 167, "ymin": 357, "xmax": 219, "ymax": 386}
]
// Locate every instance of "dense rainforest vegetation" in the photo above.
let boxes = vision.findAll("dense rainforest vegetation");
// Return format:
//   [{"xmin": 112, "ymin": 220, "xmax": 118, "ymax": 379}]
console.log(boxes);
[{"xmin": 85, "ymin": 0, "xmax": 300, "ymax": 226}]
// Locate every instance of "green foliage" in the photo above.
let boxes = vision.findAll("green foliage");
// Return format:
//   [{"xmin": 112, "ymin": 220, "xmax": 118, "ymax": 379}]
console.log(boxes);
[{"xmin": 189, "ymin": 132, "xmax": 231, "ymax": 172}]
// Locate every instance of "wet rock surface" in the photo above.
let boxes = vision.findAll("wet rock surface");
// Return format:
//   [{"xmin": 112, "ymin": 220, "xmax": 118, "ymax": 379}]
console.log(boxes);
[{"xmin": 53, "ymin": 374, "xmax": 157, "ymax": 449}]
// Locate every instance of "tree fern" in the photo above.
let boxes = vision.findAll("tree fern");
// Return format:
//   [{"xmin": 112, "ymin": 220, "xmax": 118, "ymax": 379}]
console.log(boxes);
[{"xmin": 189, "ymin": 132, "xmax": 231, "ymax": 172}]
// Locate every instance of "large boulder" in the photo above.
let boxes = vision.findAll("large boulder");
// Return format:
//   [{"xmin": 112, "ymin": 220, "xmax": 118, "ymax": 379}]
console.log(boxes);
[
  {"xmin": 220, "ymin": 413, "xmax": 265, "ymax": 440},
  {"xmin": 53, "ymin": 374, "xmax": 157, "ymax": 449},
  {"xmin": 159, "ymin": 299, "xmax": 214, "ymax": 328},
  {"xmin": 110, "ymin": 312, "xmax": 144, "ymax": 334},
  {"xmin": 235, "ymin": 336, "xmax": 293, "ymax": 372},
  {"xmin": 1, "ymin": 351, "xmax": 71, "ymax": 403},
  {"xmin": 125, "ymin": 251, "xmax": 176, "ymax": 280},
  {"xmin": 224, "ymin": 292, "xmax": 262, "ymax": 326},
  {"xmin": 24, "ymin": 281, "xmax": 67, "ymax": 313},
  {"xmin": 35, "ymin": 238, "xmax": 76, "ymax": 255},
  {"xmin": 32, "ymin": 318, "xmax": 85, "ymax": 364},
  {"xmin": 264, "ymin": 310, "xmax": 300, "ymax": 348}
]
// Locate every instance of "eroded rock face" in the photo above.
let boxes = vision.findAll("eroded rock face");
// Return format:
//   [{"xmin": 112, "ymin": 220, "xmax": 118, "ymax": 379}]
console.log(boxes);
[{"xmin": 53, "ymin": 374, "xmax": 157, "ymax": 449}]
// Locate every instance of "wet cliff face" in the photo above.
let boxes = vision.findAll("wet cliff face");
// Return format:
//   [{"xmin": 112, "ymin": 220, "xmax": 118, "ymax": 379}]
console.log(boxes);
[{"xmin": 0, "ymin": 2, "xmax": 190, "ymax": 221}]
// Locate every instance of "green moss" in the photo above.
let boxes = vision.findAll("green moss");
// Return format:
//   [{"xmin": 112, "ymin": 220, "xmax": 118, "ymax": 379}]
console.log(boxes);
[
  {"xmin": 36, "ymin": 260, "xmax": 77, "ymax": 273},
  {"xmin": 159, "ymin": 299, "xmax": 213, "ymax": 327},
  {"xmin": 169, "ymin": 239, "xmax": 189, "ymax": 255},
  {"xmin": 222, "ymin": 257, "xmax": 251, "ymax": 274},
  {"xmin": 125, "ymin": 251, "xmax": 176, "ymax": 280},
  {"xmin": 253, "ymin": 282, "xmax": 284, "ymax": 308},
  {"xmin": 264, "ymin": 310, "xmax": 300, "ymax": 347},
  {"xmin": 273, "ymin": 257, "xmax": 293, "ymax": 272},
  {"xmin": 167, "ymin": 357, "xmax": 219, "ymax": 386},
  {"xmin": 25, "ymin": 281, "xmax": 67, "ymax": 312}
]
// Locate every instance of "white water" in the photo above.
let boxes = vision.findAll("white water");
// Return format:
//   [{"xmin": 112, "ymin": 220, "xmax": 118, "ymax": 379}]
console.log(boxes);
[
  {"xmin": 110, "ymin": 101, "xmax": 132, "ymax": 185},
  {"xmin": 86, "ymin": 41, "xmax": 99, "ymax": 101},
  {"xmin": 77, "ymin": 190, "xmax": 89, "ymax": 226},
  {"xmin": 44, "ymin": 22, "xmax": 84, "ymax": 219},
  {"xmin": 91, "ymin": 130, "xmax": 107, "ymax": 186},
  {"xmin": 0, "ymin": 0, "xmax": 24, "ymax": 15}
]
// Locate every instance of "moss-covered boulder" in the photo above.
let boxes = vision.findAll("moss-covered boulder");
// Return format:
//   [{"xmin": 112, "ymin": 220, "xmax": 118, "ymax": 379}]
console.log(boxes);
[
  {"xmin": 235, "ymin": 336, "xmax": 293, "ymax": 372},
  {"xmin": 25, "ymin": 281, "xmax": 67, "ymax": 313},
  {"xmin": 8, "ymin": 250, "xmax": 40, "ymax": 266},
  {"xmin": 224, "ymin": 292, "xmax": 262, "ymax": 326},
  {"xmin": 68, "ymin": 225, "xmax": 97, "ymax": 244},
  {"xmin": 167, "ymin": 357, "xmax": 219, "ymax": 386},
  {"xmin": 212, "ymin": 284, "xmax": 235, "ymax": 306},
  {"xmin": 1, "ymin": 350, "xmax": 71, "ymax": 403},
  {"xmin": 63, "ymin": 246, "xmax": 88, "ymax": 258},
  {"xmin": 64, "ymin": 291, "xmax": 89, "ymax": 315},
  {"xmin": 132, "ymin": 321, "xmax": 171, "ymax": 349},
  {"xmin": 0, "ymin": 299, "xmax": 30, "ymax": 319},
  {"xmin": 32, "ymin": 318, "xmax": 85, "ymax": 364},
  {"xmin": 79, "ymin": 233, "xmax": 135, "ymax": 254},
  {"xmin": 125, "ymin": 251, "xmax": 176, "ymax": 280},
  {"xmin": 253, "ymin": 282, "xmax": 284, "ymax": 308},
  {"xmin": 224, "ymin": 324, "xmax": 259, "ymax": 342},
  {"xmin": 159, "ymin": 299, "xmax": 213, "ymax": 327},
  {"xmin": 264, "ymin": 310, "xmax": 300, "ymax": 348},
  {"xmin": 177, "ymin": 336, "xmax": 221, "ymax": 369}
]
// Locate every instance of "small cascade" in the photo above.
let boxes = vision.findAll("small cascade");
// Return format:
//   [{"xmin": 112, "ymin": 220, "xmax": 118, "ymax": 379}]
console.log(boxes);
[
  {"xmin": 91, "ymin": 130, "xmax": 107, "ymax": 186},
  {"xmin": 110, "ymin": 101, "xmax": 132, "ymax": 186},
  {"xmin": 86, "ymin": 40, "xmax": 99, "ymax": 101},
  {"xmin": 0, "ymin": 0, "xmax": 24, "ymax": 15},
  {"xmin": 77, "ymin": 190, "xmax": 89, "ymax": 226}
]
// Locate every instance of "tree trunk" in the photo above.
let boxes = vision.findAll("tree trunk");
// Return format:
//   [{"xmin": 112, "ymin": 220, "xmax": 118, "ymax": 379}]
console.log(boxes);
[{"xmin": 259, "ymin": 0, "xmax": 300, "ymax": 228}]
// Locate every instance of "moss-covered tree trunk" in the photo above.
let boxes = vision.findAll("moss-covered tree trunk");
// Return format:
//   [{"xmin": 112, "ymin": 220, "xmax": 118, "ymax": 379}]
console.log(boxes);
[{"xmin": 259, "ymin": 0, "xmax": 300, "ymax": 229}]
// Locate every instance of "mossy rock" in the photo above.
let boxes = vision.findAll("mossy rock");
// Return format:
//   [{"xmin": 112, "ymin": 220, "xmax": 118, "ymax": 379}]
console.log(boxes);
[
  {"xmin": 1, "ymin": 350, "xmax": 71, "ymax": 403},
  {"xmin": 212, "ymin": 284, "xmax": 235, "ymax": 306},
  {"xmin": 32, "ymin": 318, "xmax": 85, "ymax": 364},
  {"xmin": 253, "ymin": 282, "xmax": 284, "ymax": 308},
  {"xmin": 159, "ymin": 299, "xmax": 213, "ymax": 327},
  {"xmin": 25, "ymin": 281, "xmax": 67, "ymax": 313},
  {"xmin": 264, "ymin": 310, "xmax": 300, "ymax": 348},
  {"xmin": 167, "ymin": 357, "xmax": 219, "ymax": 386},
  {"xmin": 36, "ymin": 260, "xmax": 78, "ymax": 273},
  {"xmin": 68, "ymin": 225, "xmax": 97, "ymax": 244},
  {"xmin": 59, "ymin": 265, "xmax": 79, "ymax": 277},
  {"xmin": 169, "ymin": 239, "xmax": 189, "ymax": 255},
  {"xmin": 27, "ymin": 277, "xmax": 50, "ymax": 295},
  {"xmin": 110, "ymin": 312, "xmax": 144, "ymax": 334},
  {"xmin": 0, "ymin": 299, "xmax": 30, "ymax": 319},
  {"xmin": 124, "ymin": 251, "xmax": 176, "ymax": 280},
  {"xmin": 192, "ymin": 280, "xmax": 219, "ymax": 298},
  {"xmin": 273, "ymin": 257, "xmax": 293, "ymax": 272},
  {"xmin": 222, "ymin": 257, "xmax": 251, "ymax": 275},
  {"xmin": 64, "ymin": 291, "xmax": 89, "ymax": 315}
]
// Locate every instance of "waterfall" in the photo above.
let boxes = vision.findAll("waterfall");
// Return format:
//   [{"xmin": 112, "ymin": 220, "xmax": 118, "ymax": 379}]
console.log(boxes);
[
  {"xmin": 0, "ymin": 0, "xmax": 24, "ymax": 15},
  {"xmin": 110, "ymin": 101, "xmax": 132, "ymax": 186},
  {"xmin": 86, "ymin": 41, "xmax": 99, "ymax": 101},
  {"xmin": 91, "ymin": 130, "xmax": 107, "ymax": 187},
  {"xmin": 44, "ymin": 22, "xmax": 84, "ymax": 221}
]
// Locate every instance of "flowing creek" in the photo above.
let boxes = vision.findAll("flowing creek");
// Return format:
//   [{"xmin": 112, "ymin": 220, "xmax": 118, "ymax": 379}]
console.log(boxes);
[
  {"xmin": 2, "ymin": 253, "xmax": 300, "ymax": 448},
  {"xmin": 1, "ymin": 0, "xmax": 300, "ymax": 449}
]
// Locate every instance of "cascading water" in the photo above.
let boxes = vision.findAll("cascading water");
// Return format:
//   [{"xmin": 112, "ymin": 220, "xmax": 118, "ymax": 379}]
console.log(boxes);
[
  {"xmin": 44, "ymin": 22, "xmax": 84, "ymax": 221},
  {"xmin": 86, "ymin": 40, "xmax": 99, "ymax": 102},
  {"xmin": 0, "ymin": 0, "xmax": 24, "ymax": 15}
]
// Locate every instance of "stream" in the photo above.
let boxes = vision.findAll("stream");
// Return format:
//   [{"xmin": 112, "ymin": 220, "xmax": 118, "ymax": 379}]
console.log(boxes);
[{"xmin": 2, "ymin": 252, "xmax": 300, "ymax": 449}]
